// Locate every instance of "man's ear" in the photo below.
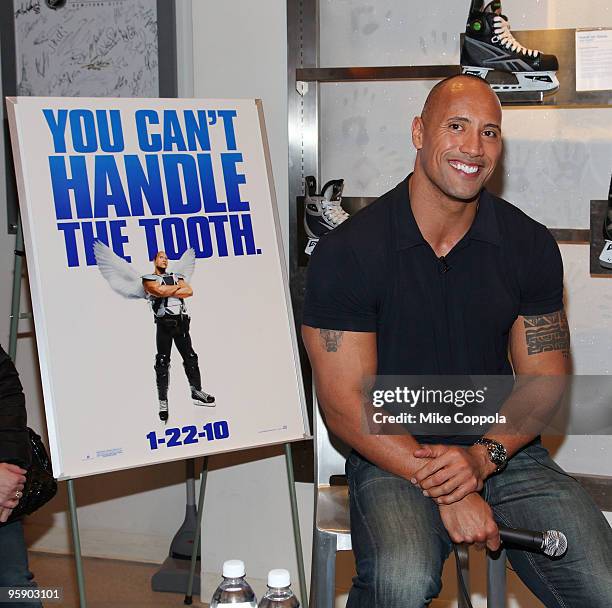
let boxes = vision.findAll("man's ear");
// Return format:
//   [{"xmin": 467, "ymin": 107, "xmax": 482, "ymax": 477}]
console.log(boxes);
[{"xmin": 412, "ymin": 116, "xmax": 424, "ymax": 150}]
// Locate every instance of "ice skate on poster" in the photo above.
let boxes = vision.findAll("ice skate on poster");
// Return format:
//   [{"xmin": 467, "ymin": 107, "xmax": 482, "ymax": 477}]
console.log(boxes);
[{"xmin": 94, "ymin": 243, "xmax": 216, "ymax": 423}]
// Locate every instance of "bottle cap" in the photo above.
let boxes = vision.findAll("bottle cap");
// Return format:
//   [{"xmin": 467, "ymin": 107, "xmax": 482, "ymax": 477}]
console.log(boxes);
[
  {"xmin": 268, "ymin": 569, "xmax": 290, "ymax": 588},
  {"xmin": 223, "ymin": 559, "xmax": 246, "ymax": 578}
]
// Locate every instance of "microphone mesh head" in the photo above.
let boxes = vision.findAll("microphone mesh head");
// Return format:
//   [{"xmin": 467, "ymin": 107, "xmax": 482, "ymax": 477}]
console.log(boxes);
[{"xmin": 543, "ymin": 530, "xmax": 568, "ymax": 557}]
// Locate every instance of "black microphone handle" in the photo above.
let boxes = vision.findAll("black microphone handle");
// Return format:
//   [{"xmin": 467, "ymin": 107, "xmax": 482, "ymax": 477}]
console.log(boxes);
[{"xmin": 498, "ymin": 525, "xmax": 543, "ymax": 551}]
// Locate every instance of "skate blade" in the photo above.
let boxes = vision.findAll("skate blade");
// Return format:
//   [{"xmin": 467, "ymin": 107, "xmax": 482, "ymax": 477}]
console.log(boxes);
[
  {"xmin": 462, "ymin": 66, "xmax": 559, "ymax": 95},
  {"xmin": 193, "ymin": 399, "xmax": 216, "ymax": 407}
]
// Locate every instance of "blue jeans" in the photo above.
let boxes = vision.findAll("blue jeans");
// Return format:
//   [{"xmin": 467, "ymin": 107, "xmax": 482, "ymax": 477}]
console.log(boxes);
[
  {"xmin": 346, "ymin": 443, "xmax": 612, "ymax": 607},
  {"xmin": 0, "ymin": 520, "xmax": 41, "ymax": 608}
]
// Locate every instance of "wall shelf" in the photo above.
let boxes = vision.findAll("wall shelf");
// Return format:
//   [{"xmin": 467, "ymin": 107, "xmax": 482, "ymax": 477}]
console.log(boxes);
[
  {"xmin": 296, "ymin": 65, "xmax": 459, "ymax": 82},
  {"xmin": 297, "ymin": 29, "xmax": 612, "ymax": 109}
]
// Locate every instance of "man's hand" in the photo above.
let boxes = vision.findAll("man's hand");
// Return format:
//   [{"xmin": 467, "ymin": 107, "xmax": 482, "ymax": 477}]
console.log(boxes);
[
  {"xmin": 0, "ymin": 507, "xmax": 15, "ymax": 523},
  {"xmin": 438, "ymin": 493, "xmax": 500, "ymax": 551},
  {"xmin": 412, "ymin": 444, "xmax": 496, "ymax": 504},
  {"xmin": 0, "ymin": 462, "xmax": 26, "ymax": 505}
]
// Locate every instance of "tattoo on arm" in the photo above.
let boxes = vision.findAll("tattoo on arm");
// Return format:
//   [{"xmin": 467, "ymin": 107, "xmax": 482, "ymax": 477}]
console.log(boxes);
[
  {"xmin": 319, "ymin": 330, "xmax": 344, "ymax": 352},
  {"xmin": 523, "ymin": 310, "xmax": 570, "ymax": 358}
]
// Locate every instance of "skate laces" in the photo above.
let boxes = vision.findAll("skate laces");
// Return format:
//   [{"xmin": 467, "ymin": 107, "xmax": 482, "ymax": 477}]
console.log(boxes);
[
  {"xmin": 322, "ymin": 200, "xmax": 349, "ymax": 226},
  {"xmin": 320, "ymin": 180, "xmax": 348, "ymax": 227},
  {"xmin": 492, "ymin": 15, "xmax": 540, "ymax": 57}
]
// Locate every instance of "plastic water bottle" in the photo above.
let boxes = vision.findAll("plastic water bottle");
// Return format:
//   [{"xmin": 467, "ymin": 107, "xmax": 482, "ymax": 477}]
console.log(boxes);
[
  {"xmin": 257, "ymin": 569, "xmax": 300, "ymax": 607},
  {"xmin": 210, "ymin": 559, "xmax": 257, "ymax": 607}
]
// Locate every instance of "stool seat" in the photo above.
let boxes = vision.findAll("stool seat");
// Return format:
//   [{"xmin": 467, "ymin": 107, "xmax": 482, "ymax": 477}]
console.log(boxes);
[{"xmin": 316, "ymin": 486, "xmax": 351, "ymax": 550}]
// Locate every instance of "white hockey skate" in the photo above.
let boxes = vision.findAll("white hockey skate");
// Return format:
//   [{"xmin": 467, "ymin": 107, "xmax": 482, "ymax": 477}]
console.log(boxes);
[{"xmin": 303, "ymin": 176, "xmax": 349, "ymax": 255}]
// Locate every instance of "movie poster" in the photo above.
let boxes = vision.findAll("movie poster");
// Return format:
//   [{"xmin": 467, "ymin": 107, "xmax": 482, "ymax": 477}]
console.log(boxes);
[{"xmin": 7, "ymin": 97, "xmax": 309, "ymax": 479}]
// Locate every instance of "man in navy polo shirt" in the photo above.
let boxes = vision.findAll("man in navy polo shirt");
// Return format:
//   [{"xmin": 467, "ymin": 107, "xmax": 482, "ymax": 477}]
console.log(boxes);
[{"xmin": 302, "ymin": 75, "xmax": 612, "ymax": 607}]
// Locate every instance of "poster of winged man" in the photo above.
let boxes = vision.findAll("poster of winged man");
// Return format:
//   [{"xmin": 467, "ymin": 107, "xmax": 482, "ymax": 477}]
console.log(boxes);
[
  {"xmin": 7, "ymin": 96, "xmax": 309, "ymax": 479},
  {"xmin": 95, "ymin": 244, "xmax": 215, "ymax": 423}
]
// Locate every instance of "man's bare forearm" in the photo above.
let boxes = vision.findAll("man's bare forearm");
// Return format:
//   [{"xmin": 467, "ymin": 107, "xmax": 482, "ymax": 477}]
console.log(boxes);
[
  {"xmin": 321, "ymin": 393, "xmax": 429, "ymax": 481},
  {"xmin": 305, "ymin": 327, "xmax": 425, "ymax": 481},
  {"xmin": 146, "ymin": 284, "xmax": 191, "ymax": 298},
  {"xmin": 479, "ymin": 374, "xmax": 567, "ymax": 459},
  {"xmin": 173, "ymin": 286, "xmax": 192, "ymax": 298}
]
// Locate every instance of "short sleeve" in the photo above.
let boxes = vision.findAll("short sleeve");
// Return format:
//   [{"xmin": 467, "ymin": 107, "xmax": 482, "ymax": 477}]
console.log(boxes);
[
  {"xmin": 518, "ymin": 225, "xmax": 564, "ymax": 316},
  {"xmin": 302, "ymin": 234, "xmax": 377, "ymax": 332}
]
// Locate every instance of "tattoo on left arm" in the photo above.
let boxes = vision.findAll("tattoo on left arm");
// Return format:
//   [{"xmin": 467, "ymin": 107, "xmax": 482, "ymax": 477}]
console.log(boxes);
[
  {"xmin": 523, "ymin": 310, "xmax": 570, "ymax": 358},
  {"xmin": 319, "ymin": 330, "xmax": 344, "ymax": 352}
]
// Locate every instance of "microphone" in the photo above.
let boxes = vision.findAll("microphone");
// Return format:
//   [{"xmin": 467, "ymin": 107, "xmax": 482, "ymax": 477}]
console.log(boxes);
[{"xmin": 498, "ymin": 525, "xmax": 567, "ymax": 557}]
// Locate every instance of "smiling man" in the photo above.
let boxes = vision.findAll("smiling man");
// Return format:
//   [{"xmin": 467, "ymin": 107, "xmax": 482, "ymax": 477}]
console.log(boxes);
[{"xmin": 302, "ymin": 75, "xmax": 612, "ymax": 607}]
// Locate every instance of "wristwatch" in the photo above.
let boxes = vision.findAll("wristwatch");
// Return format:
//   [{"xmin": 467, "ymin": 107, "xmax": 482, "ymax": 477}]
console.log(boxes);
[{"xmin": 475, "ymin": 438, "xmax": 508, "ymax": 473}]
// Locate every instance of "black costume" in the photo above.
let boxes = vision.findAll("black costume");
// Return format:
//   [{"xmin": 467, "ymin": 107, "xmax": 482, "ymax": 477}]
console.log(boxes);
[
  {"xmin": 146, "ymin": 273, "xmax": 202, "ymax": 402},
  {"xmin": 0, "ymin": 346, "xmax": 31, "ymax": 469}
]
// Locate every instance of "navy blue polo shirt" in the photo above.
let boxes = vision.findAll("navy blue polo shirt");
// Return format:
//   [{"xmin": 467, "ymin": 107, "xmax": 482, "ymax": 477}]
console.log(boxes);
[{"xmin": 303, "ymin": 176, "xmax": 564, "ymax": 444}]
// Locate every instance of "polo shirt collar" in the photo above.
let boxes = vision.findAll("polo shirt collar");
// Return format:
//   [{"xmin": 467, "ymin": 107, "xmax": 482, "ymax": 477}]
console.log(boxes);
[{"xmin": 395, "ymin": 175, "xmax": 501, "ymax": 250}]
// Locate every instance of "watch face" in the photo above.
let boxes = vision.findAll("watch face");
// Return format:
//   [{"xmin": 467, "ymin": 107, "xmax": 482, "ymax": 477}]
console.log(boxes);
[
  {"xmin": 479, "ymin": 439, "xmax": 507, "ymax": 467},
  {"xmin": 491, "ymin": 448, "xmax": 505, "ymax": 465}
]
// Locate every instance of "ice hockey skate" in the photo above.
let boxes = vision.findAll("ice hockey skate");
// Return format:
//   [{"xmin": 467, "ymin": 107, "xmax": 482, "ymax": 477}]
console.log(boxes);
[
  {"xmin": 599, "ymin": 176, "xmax": 612, "ymax": 269},
  {"xmin": 303, "ymin": 175, "xmax": 349, "ymax": 255},
  {"xmin": 159, "ymin": 399, "xmax": 169, "ymax": 423},
  {"xmin": 461, "ymin": 0, "xmax": 559, "ymax": 96},
  {"xmin": 191, "ymin": 386, "xmax": 215, "ymax": 407}
]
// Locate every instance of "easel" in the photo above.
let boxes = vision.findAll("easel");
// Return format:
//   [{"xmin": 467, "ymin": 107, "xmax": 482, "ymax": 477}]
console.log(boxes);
[{"xmin": 8, "ymin": 216, "xmax": 309, "ymax": 607}]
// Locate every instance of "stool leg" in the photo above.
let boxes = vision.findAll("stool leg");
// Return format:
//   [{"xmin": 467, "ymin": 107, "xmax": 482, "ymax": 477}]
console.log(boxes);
[
  {"xmin": 487, "ymin": 548, "xmax": 507, "ymax": 608},
  {"xmin": 311, "ymin": 530, "xmax": 337, "ymax": 608},
  {"xmin": 455, "ymin": 544, "xmax": 471, "ymax": 608}
]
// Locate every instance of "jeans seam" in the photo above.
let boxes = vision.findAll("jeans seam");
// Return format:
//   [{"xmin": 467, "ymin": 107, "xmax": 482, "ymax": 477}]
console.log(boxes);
[
  {"xmin": 353, "ymin": 475, "xmax": 399, "ymax": 494},
  {"xmin": 351, "ymin": 475, "xmax": 380, "ymax": 606},
  {"xmin": 493, "ymin": 508, "xmax": 569, "ymax": 608}
]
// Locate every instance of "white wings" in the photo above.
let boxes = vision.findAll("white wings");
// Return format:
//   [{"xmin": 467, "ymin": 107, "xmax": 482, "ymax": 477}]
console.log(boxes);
[
  {"xmin": 171, "ymin": 248, "xmax": 196, "ymax": 282},
  {"xmin": 93, "ymin": 241, "xmax": 147, "ymax": 300}
]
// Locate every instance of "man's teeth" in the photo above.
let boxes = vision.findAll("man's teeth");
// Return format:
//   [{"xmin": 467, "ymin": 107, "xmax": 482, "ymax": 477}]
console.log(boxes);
[{"xmin": 450, "ymin": 161, "xmax": 479, "ymax": 174}]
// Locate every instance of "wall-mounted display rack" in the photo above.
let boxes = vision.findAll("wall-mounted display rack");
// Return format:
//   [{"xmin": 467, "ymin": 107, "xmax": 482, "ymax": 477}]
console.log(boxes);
[{"xmin": 287, "ymin": 1, "xmax": 607, "ymax": 481}]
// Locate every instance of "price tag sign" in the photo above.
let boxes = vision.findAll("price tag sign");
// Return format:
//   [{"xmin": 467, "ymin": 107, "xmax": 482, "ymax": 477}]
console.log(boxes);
[{"xmin": 575, "ymin": 28, "xmax": 612, "ymax": 92}]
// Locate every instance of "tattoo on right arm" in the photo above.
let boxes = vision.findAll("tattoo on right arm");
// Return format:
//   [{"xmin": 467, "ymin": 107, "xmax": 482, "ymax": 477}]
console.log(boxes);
[
  {"xmin": 523, "ymin": 310, "xmax": 570, "ymax": 358},
  {"xmin": 319, "ymin": 330, "xmax": 344, "ymax": 352}
]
